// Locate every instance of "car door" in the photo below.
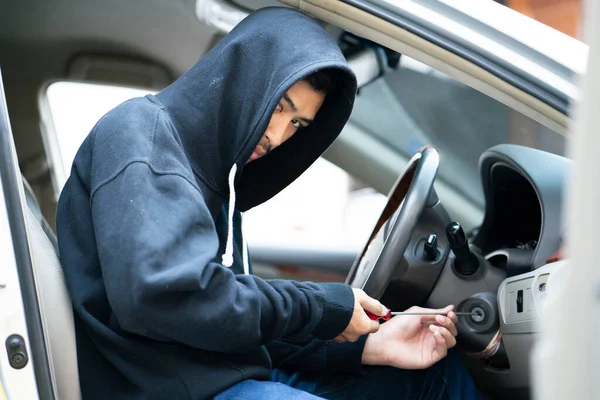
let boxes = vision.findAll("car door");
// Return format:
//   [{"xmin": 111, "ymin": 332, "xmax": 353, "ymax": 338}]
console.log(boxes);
[
  {"xmin": 531, "ymin": 0, "xmax": 599, "ymax": 398},
  {"xmin": 0, "ymin": 69, "xmax": 54, "ymax": 399}
]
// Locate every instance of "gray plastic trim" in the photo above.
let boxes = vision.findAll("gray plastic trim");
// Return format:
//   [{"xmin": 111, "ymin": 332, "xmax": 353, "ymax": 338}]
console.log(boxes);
[
  {"xmin": 497, "ymin": 259, "xmax": 568, "ymax": 334},
  {"xmin": 475, "ymin": 144, "xmax": 570, "ymax": 268},
  {"xmin": 249, "ymin": 244, "xmax": 356, "ymax": 275}
]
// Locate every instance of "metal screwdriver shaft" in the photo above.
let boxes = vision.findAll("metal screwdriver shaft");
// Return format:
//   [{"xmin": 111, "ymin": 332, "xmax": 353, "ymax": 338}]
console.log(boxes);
[
  {"xmin": 390, "ymin": 311, "xmax": 478, "ymax": 316},
  {"xmin": 365, "ymin": 309, "xmax": 482, "ymax": 321}
]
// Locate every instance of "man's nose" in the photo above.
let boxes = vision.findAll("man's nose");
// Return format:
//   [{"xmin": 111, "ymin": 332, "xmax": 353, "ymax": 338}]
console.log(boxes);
[{"xmin": 265, "ymin": 121, "xmax": 287, "ymax": 149}]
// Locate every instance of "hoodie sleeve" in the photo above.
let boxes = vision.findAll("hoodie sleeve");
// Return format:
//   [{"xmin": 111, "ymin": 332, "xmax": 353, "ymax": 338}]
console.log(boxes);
[
  {"xmin": 90, "ymin": 161, "xmax": 355, "ymax": 353},
  {"xmin": 265, "ymin": 335, "xmax": 367, "ymax": 375}
]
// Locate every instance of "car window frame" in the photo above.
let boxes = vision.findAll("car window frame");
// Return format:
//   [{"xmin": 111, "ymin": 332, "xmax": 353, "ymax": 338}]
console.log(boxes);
[
  {"xmin": 0, "ymin": 70, "xmax": 54, "ymax": 399},
  {"xmin": 342, "ymin": 0, "xmax": 575, "ymax": 113}
]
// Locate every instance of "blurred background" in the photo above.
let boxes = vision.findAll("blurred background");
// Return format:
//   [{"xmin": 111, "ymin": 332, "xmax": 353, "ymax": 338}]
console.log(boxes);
[{"xmin": 502, "ymin": 0, "xmax": 581, "ymax": 39}]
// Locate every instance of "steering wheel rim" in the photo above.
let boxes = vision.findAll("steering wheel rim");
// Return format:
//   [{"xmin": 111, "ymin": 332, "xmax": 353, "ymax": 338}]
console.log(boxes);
[{"xmin": 346, "ymin": 146, "xmax": 440, "ymax": 299}]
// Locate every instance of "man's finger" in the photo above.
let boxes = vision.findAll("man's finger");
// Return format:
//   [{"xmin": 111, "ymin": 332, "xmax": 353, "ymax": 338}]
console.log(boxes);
[
  {"xmin": 433, "ymin": 331, "xmax": 448, "ymax": 359},
  {"xmin": 355, "ymin": 307, "xmax": 379, "ymax": 334},
  {"xmin": 434, "ymin": 305, "xmax": 454, "ymax": 314},
  {"xmin": 417, "ymin": 314, "xmax": 444, "ymax": 324},
  {"xmin": 430, "ymin": 325, "xmax": 456, "ymax": 348},
  {"xmin": 346, "ymin": 333, "xmax": 360, "ymax": 343},
  {"xmin": 332, "ymin": 335, "xmax": 345, "ymax": 343},
  {"xmin": 370, "ymin": 319, "xmax": 380, "ymax": 333},
  {"xmin": 446, "ymin": 311, "xmax": 459, "ymax": 324},
  {"xmin": 435, "ymin": 315, "xmax": 458, "ymax": 336},
  {"xmin": 358, "ymin": 293, "xmax": 387, "ymax": 316}
]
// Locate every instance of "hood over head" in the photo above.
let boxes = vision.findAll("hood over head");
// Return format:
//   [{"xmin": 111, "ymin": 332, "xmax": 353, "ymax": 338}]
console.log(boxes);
[{"xmin": 155, "ymin": 6, "xmax": 357, "ymax": 211}]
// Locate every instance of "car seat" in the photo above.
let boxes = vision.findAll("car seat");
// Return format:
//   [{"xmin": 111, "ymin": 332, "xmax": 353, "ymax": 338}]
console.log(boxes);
[{"xmin": 22, "ymin": 177, "xmax": 81, "ymax": 399}]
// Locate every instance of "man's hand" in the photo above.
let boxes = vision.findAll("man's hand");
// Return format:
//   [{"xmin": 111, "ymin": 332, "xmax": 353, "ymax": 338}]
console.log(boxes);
[
  {"xmin": 332, "ymin": 289, "xmax": 387, "ymax": 343},
  {"xmin": 361, "ymin": 305, "xmax": 458, "ymax": 369}
]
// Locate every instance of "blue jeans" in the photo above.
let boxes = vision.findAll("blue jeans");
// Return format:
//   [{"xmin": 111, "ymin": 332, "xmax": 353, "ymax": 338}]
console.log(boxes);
[{"xmin": 214, "ymin": 350, "xmax": 482, "ymax": 399}]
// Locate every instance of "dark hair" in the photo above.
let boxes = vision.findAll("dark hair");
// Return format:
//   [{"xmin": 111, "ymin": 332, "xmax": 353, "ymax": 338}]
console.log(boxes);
[{"xmin": 302, "ymin": 68, "xmax": 337, "ymax": 93}]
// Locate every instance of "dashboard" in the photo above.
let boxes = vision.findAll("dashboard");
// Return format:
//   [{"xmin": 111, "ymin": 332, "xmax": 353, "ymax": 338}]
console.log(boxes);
[
  {"xmin": 457, "ymin": 144, "xmax": 571, "ymax": 398},
  {"xmin": 343, "ymin": 143, "xmax": 571, "ymax": 399},
  {"xmin": 481, "ymin": 165, "xmax": 541, "ymax": 251},
  {"xmin": 473, "ymin": 144, "xmax": 570, "ymax": 270}
]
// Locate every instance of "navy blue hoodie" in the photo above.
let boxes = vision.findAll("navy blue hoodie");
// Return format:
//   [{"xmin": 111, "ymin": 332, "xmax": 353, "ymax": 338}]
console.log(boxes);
[{"xmin": 56, "ymin": 7, "xmax": 361, "ymax": 399}]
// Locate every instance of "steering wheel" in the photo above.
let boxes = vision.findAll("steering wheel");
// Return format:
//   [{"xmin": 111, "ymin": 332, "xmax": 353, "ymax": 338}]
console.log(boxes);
[{"xmin": 346, "ymin": 146, "xmax": 440, "ymax": 299}]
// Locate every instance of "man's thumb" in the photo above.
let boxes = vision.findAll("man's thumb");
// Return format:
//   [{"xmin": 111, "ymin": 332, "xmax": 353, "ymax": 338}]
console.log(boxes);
[{"xmin": 358, "ymin": 292, "xmax": 387, "ymax": 316}]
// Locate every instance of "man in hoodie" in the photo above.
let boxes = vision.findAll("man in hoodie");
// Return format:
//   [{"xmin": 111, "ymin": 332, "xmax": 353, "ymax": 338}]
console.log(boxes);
[{"xmin": 56, "ymin": 6, "xmax": 481, "ymax": 400}]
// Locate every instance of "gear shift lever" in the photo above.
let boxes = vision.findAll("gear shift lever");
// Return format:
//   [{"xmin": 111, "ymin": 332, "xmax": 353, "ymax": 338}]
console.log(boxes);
[{"xmin": 446, "ymin": 222, "xmax": 479, "ymax": 275}]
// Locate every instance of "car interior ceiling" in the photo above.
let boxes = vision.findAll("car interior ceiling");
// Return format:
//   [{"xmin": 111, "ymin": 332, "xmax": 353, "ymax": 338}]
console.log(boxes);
[{"xmin": 1, "ymin": 0, "xmax": 223, "ymax": 227}]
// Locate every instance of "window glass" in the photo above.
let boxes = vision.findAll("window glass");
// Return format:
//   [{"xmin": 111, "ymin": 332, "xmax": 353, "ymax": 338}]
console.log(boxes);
[
  {"xmin": 349, "ymin": 57, "xmax": 565, "ymax": 207},
  {"xmin": 242, "ymin": 159, "xmax": 386, "ymax": 250},
  {"xmin": 45, "ymin": 82, "xmax": 157, "ymax": 191}
]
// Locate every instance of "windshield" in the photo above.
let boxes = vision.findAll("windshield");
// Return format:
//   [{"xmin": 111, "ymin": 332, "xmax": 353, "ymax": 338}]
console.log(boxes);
[{"xmin": 349, "ymin": 56, "xmax": 564, "ymax": 207}]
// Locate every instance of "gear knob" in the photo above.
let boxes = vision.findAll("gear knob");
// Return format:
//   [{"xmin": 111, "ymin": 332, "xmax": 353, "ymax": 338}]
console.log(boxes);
[{"xmin": 446, "ymin": 222, "xmax": 479, "ymax": 275}]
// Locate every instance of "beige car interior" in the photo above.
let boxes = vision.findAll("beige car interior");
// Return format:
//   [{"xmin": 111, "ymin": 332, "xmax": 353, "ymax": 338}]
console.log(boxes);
[{"xmin": 22, "ymin": 178, "xmax": 82, "ymax": 399}]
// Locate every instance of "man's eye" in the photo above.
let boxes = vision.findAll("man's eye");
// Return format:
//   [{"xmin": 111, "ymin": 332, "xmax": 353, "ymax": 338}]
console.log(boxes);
[{"xmin": 291, "ymin": 120, "xmax": 301, "ymax": 129}]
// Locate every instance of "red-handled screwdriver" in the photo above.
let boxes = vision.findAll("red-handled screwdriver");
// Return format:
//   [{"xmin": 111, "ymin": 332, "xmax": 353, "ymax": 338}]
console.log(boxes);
[{"xmin": 365, "ymin": 309, "xmax": 481, "ymax": 321}]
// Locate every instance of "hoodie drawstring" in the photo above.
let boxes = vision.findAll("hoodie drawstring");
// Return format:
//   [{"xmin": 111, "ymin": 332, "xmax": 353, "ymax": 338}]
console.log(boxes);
[
  {"xmin": 221, "ymin": 164, "xmax": 237, "ymax": 268},
  {"xmin": 221, "ymin": 163, "xmax": 250, "ymax": 275}
]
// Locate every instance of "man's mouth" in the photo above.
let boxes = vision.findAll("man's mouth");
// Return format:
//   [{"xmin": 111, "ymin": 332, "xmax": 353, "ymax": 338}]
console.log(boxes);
[
  {"xmin": 249, "ymin": 146, "xmax": 267, "ymax": 161},
  {"xmin": 248, "ymin": 137, "xmax": 271, "ymax": 162}
]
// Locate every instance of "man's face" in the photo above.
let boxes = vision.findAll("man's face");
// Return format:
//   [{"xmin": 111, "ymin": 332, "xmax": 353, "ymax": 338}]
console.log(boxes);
[{"xmin": 247, "ymin": 80, "xmax": 326, "ymax": 163}]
